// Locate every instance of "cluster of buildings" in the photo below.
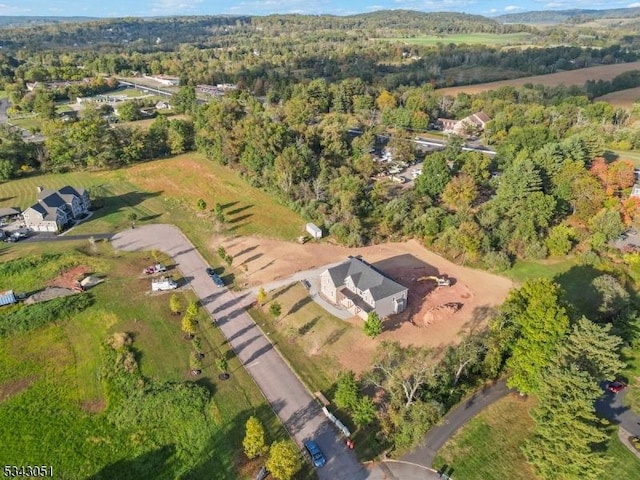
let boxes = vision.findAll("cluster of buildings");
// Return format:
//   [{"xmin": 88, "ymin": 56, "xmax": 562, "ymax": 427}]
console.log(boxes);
[
  {"xmin": 436, "ymin": 111, "xmax": 490, "ymax": 137},
  {"xmin": 25, "ymin": 78, "xmax": 92, "ymax": 92},
  {"xmin": 142, "ymin": 74, "xmax": 180, "ymax": 86},
  {"xmin": 196, "ymin": 83, "xmax": 237, "ymax": 96}
]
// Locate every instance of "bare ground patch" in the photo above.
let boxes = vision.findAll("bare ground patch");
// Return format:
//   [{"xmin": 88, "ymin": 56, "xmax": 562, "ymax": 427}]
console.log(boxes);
[
  {"xmin": 0, "ymin": 376, "xmax": 36, "ymax": 403},
  {"xmin": 81, "ymin": 398, "xmax": 106, "ymax": 413},
  {"xmin": 222, "ymin": 235, "xmax": 513, "ymax": 374},
  {"xmin": 437, "ymin": 61, "xmax": 640, "ymax": 97},
  {"xmin": 49, "ymin": 265, "xmax": 92, "ymax": 289},
  {"xmin": 596, "ymin": 87, "xmax": 640, "ymax": 110}
]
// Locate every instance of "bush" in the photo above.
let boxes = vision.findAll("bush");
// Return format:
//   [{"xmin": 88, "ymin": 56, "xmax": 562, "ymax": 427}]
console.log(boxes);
[
  {"xmin": 482, "ymin": 251, "xmax": 512, "ymax": 272},
  {"xmin": 0, "ymin": 293, "xmax": 94, "ymax": 337},
  {"xmin": 363, "ymin": 311, "xmax": 383, "ymax": 338}
]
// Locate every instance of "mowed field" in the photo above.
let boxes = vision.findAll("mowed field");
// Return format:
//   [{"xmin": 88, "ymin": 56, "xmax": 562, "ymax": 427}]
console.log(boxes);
[
  {"xmin": 437, "ymin": 61, "xmax": 640, "ymax": 96},
  {"xmin": 382, "ymin": 32, "xmax": 533, "ymax": 46},
  {"xmin": 0, "ymin": 153, "xmax": 305, "ymax": 264}
]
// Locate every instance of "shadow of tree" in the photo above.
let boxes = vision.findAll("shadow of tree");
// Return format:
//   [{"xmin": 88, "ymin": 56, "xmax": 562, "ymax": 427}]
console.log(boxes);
[
  {"xmin": 87, "ymin": 445, "xmax": 176, "ymax": 480},
  {"xmin": 298, "ymin": 316, "xmax": 320, "ymax": 336},
  {"xmin": 90, "ymin": 189, "xmax": 165, "ymax": 224}
]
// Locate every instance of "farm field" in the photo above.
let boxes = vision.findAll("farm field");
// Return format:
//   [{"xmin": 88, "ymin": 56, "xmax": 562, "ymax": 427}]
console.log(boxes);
[
  {"xmin": 437, "ymin": 61, "xmax": 640, "ymax": 96},
  {"xmin": 596, "ymin": 87, "xmax": 640, "ymax": 109},
  {"xmin": 0, "ymin": 241, "xmax": 287, "ymax": 479},
  {"xmin": 433, "ymin": 394, "xmax": 640, "ymax": 480},
  {"xmin": 382, "ymin": 32, "xmax": 533, "ymax": 46}
]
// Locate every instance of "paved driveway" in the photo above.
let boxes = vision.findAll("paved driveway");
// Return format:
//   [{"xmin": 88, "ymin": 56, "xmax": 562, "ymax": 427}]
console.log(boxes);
[{"xmin": 110, "ymin": 225, "xmax": 371, "ymax": 480}]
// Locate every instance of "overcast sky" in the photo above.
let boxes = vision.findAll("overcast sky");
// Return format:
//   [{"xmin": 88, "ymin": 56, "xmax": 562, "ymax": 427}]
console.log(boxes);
[{"xmin": 0, "ymin": 0, "xmax": 638, "ymax": 18}]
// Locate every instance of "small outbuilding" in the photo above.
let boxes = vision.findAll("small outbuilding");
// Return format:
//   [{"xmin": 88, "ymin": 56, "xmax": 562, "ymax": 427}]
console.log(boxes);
[
  {"xmin": 306, "ymin": 223, "xmax": 322, "ymax": 240},
  {"xmin": 0, "ymin": 290, "xmax": 16, "ymax": 307}
]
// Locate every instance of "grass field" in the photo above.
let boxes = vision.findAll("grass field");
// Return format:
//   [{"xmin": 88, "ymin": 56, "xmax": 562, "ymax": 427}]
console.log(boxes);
[
  {"xmin": 248, "ymin": 283, "xmax": 347, "ymax": 394},
  {"xmin": 0, "ymin": 241, "xmax": 290, "ymax": 479},
  {"xmin": 433, "ymin": 395, "xmax": 537, "ymax": 480},
  {"xmin": 0, "ymin": 153, "xmax": 305, "ymax": 267},
  {"xmin": 433, "ymin": 394, "xmax": 640, "ymax": 480},
  {"xmin": 382, "ymin": 33, "xmax": 533, "ymax": 46},
  {"xmin": 437, "ymin": 61, "xmax": 640, "ymax": 96}
]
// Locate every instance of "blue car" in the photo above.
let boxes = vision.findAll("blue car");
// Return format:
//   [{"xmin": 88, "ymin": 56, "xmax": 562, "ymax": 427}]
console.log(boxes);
[
  {"xmin": 304, "ymin": 440, "xmax": 326, "ymax": 468},
  {"xmin": 205, "ymin": 268, "xmax": 225, "ymax": 288}
]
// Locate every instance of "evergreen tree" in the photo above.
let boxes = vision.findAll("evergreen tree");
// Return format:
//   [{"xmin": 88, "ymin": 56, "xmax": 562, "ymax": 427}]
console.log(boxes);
[
  {"xmin": 363, "ymin": 311, "xmax": 383, "ymax": 338},
  {"xmin": 524, "ymin": 365, "xmax": 609, "ymax": 480},
  {"xmin": 506, "ymin": 278, "xmax": 570, "ymax": 395},
  {"xmin": 243, "ymin": 416, "xmax": 267, "ymax": 459},
  {"xmin": 334, "ymin": 370, "xmax": 359, "ymax": 410}
]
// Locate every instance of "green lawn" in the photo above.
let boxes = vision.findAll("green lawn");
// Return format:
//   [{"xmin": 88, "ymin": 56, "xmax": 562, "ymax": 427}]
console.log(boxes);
[
  {"xmin": 433, "ymin": 395, "xmax": 537, "ymax": 480},
  {"xmin": 248, "ymin": 283, "xmax": 346, "ymax": 394},
  {"xmin": 433, "ymin": 394, "xmax": 640, "ymax": 480},
  {"xmin": 0, "ymin": 242, "xmax": 289, "ymax": 479},
  {"xmin": 381, "ymin": 33, "xmax": 533, "ymax": 47},
  {"xmin": 0, "ymin": 153, "xmax": 306, "ymax": 270},
  {"xmin": 505, "ymin": 257, "xmax": 610, "ymax": 316}
]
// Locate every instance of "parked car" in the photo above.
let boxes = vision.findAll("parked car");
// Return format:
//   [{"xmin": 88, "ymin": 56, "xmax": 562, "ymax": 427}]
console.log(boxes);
[
  {"xmin": 143, "ymin": 263, "xmax": 167, "ymax": 275},
  {"xmin": 205, "ymin": 267, "xmax": 225, "ymax": 288},
  {"xmin": 304, "ymin": 440, "xmax": 326, "ymax": 468},
  {"xmin": 255, "ymin": 466, "xmax": 269, "ymax": 480},
  {"xmin": 607, "ymin": 381, "xmax": 627, "ymax": 394}
]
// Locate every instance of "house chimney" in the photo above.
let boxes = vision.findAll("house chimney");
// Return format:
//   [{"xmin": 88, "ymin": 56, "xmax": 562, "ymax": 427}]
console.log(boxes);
[{"xmin": 36, "ymin": 186, "xmax": 43, "ymax": 193}]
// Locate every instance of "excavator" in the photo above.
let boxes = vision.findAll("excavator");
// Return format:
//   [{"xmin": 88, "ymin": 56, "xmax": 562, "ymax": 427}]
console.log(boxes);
[{"xmin": 418, "ymin": 275, "xmax": 451, "ymax": 287}]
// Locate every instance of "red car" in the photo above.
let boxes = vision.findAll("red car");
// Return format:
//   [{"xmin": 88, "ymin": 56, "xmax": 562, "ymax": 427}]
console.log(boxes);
[{"xmin": 607, "ymin": 381, "xmax": 627, "ymax": 394}]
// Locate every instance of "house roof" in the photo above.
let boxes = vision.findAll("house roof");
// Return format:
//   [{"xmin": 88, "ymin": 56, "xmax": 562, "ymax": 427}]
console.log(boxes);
[
  {"xmin": 25, "ymin": 203, "xmax": 58, "ymax": 221},
  {"xmin": 0, "ymin": 207, "xmax": 21, "ymax": 217},
  {"xmin": 325, "ymin": 257, "xmax": 407, "ymax": 301},
  {"xmin": 473, "ymin": 111, "xmax": 490, "ymax": 123}
]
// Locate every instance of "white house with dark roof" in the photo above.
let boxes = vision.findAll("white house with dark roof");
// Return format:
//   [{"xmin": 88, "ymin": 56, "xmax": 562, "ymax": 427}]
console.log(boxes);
[
  {"xmin": 437, "ymin": 111, "xmax": 491, "ymax": 137},
  {"xmin": 22, "ymin": 186, "xmax": 91, "ymax": 232},
  {"xmin": 320, "ymin": 256, "xmax": 408, "ymax": 320}
]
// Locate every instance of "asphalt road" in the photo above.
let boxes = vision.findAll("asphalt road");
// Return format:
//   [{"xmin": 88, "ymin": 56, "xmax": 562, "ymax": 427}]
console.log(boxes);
[
  {"xmin": 402, "ymin": 379, "xmax": 511, "ymax": 468},
  {"xmin": 595, "ymin": 383, "xmax": 640, "ymax": 437},
  {"xmin": 403, "ymin": 377, "xmax": 640, "ymax": 470},
  {"xmin": 110, "ymin": 224, "xmax": 372, "ymax": 480}
]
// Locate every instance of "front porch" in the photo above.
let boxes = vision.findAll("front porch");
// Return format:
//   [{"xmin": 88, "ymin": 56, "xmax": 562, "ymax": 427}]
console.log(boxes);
[{"xmin": 338, "ymin": 287, "xmax": 372, "ymax": 320}]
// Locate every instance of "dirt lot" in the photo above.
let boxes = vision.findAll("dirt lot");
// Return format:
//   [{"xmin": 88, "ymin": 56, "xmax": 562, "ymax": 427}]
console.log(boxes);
[
  {"xmin": 217, "ymin": 235, "xmax": 513, "ymax": 372},
  {"xmin": 437, "ymin": 61, "xmax": 640, "ymax": 97},
  {"xmin": 48, "ymin": 265, "xmax": 91, "ymax": 289}
]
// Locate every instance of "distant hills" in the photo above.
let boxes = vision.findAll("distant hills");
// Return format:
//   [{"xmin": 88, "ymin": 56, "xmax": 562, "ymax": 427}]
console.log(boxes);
[
  {"xmin": 496, "ymin": 7, "xmax": 640, "ymax": 25},
  {"xmin": 0, "ymin": 16, "xmax": 97, "ymax": 28},
  {"xmin": 2, "ymin": 7, "xmax": 640, "ymax": 30}
]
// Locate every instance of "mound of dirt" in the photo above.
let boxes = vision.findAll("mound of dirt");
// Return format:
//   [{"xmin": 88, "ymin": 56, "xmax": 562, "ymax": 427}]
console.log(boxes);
[
  {"xmin": 49, "ymin": 265, "xmax": 92, "ymax": 289},
  {"xmin": 423, "ymin": 302, "xmax": 463, "ymax": 326}
]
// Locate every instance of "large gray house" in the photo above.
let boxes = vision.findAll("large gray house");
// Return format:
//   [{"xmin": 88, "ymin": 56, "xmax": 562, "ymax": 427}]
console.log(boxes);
[
  {"xmin": 320, "ymin": 256, "xmax": 408, "ymax": 320},
  {"xmin": 22, "ymin": 186, "xmax": 91, "ymax": 232}
]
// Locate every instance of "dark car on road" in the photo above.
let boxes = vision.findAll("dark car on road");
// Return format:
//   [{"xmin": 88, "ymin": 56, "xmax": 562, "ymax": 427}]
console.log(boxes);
[
  {"xmin": 304, "ymin": 440, "xmax": 326, "ymax": 468},
  {"xmin": 205, "ymin": 267, "xmax": 225, "ymax": 288}
]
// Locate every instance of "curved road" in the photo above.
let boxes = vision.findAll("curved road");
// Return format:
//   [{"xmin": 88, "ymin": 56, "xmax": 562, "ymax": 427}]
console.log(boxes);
[{"xmin": 403, "ymin": 378, "xmax": 640, "ymax": 469}]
